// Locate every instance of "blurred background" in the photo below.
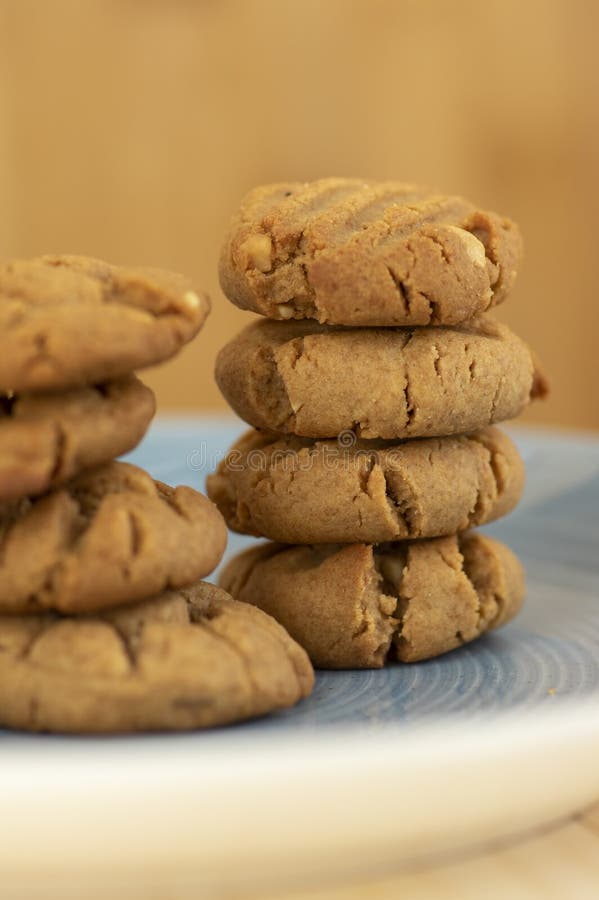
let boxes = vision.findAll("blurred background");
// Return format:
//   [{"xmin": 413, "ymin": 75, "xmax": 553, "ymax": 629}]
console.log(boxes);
[{"xmin": 0, "ymin": 0, "xmax": 596, "ymax": 429}]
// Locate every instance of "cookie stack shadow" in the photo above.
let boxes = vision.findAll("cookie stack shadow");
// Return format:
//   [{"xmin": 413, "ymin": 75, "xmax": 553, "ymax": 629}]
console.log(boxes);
[
  {"xmin": 0, "ymin": 255, "xmax": 313, "ymax": 732},
  {"xmin": 209, "ymin": 178, "xmax": 547, "ymax": 669}
]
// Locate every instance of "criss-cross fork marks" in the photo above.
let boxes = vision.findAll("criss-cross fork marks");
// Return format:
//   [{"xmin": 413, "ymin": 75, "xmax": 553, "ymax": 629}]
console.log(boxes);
[{"xmin": 257, "ymin": 181, "xmax": 477, "ymax": 277}]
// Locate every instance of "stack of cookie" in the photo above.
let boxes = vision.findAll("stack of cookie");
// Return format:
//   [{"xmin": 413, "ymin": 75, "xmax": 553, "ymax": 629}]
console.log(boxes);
[
  {"xmin": 209, "ymin": 178, "xmax": 546, "ymax": 668},
  {"xmin": 0, "ymin": 255, "xmax": 313, "ymax": 731}
]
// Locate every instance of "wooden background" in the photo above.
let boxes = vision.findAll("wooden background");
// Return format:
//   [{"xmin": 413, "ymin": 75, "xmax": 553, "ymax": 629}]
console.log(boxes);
[{"xmin": 0, "ymin": 0, "xmax": 597, "ymax": 429}]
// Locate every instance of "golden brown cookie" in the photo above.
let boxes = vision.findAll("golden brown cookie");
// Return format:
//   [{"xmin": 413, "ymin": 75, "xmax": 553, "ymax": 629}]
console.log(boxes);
[
  {"xmin": 219, "ymin": 178, "xmax": 522, "ymax": 326},
  {"xmin": 207, "ymin": 426, "xmax": 524, "ymax": 544},
  {"xmin": 219, "ymin": 533, "xmax": 525, "ymax": 669},
  {"xmin": 0, "ymin": 376, "xmax": 155, "ymax": 502},
  {"xmin": 215, "ymin": 316, "xmax": 539, "ymax": 439},
  {"xmin": 0, "ymin": 582, "xmax": 314, "ymax": 733},
  {"xmin": 0, "ymin": 255, "xmax": 210, "ymax": 392},
  {"xmin": 0, "ymin": 462, "xmax": 227, "ymax": 614}
]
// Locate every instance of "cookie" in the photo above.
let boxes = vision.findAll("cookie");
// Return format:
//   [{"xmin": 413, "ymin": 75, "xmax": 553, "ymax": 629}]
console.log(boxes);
[
  {"xmin": 219, "ymin": 178, "xmax": 522, "ymax": 326},
  {"xmin": 0, "ymin": 582, "xmax": 314, "ymax": 733},
  {"xmin": 219, "ymin": 533, "xmax": 525, "ymax": 669},
  {"xmin": 0, "ymin": 462, "xmax": 227, "ymax": 614},
  {"xmin": 0, "ymin": 376, "xmax": 155, "ymax": 502},
  {"xmin": 207, "ymin": 426, "xmax": 524, "ymax": 544},
  {"xmin": 215, "ymin": 316, "xmax": 540, "ymax": 439},
  {"xmin": 0, "ymin": 254, "xmax": 210, "ymax": 392}
]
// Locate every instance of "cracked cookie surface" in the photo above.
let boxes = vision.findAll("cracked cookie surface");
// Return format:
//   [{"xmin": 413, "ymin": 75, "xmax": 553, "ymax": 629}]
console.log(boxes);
[
  {"xmin": 0, "ymin": 461, "xmax": 227, "ymax": 614},
  {"xmin": 0, "ymin": 581, "xmax": 314, "ymax": 732},
  {"xmin": 0, "ymin": 375, "xmax": 155, "ymax": 502},
  {"xmin": 215, "ymin": 316, "xmax": 540, "ymax": 439},
  {"xmin": 219, "ymin": 178, "xmax": 522, "ymax": 326},
  {"xmin": 207, "ymin": 426, "xmax": 524, "ymax": 544},
  {"xmin": 219, "ymin": 533, "xmax": 524, "ymax": 669},
  {"xmin": 0, "ymin": 255, "xmax": 210, "ymax": 392}
]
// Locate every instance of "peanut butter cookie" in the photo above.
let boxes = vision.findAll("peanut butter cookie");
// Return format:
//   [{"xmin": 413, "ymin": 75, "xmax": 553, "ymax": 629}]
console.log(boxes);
[
  {"xmin": 0, "ymin": 582, "xmax": 314, "ymax": 732},
  {"xmin": 0, "ymin": 376, "xmax": 155, "ymax": 502},
  {"xmin": 219, "ymin": 178, "xmax": 522, "ymax": 326},
  {"xmin": 0, "ymin": 462, "xmax": 227, "ymax": 614},
  {"xmin": 207, "ymin": 426, "xmax": 524, "ymax": 544},
  {"xmin": 215, "ymin": 317, "xmax": 540, "ymax": 439},
  {"xmin": 0, "ymin": 255, "xmax": 210, "ymax": 392},
  {"xmin": 220, "ymin": 533, "xmax": 525, "ymax": 669}
]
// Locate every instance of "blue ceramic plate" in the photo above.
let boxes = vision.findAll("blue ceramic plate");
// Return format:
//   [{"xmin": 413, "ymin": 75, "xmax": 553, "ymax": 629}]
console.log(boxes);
[{"xmin": 2, "ymin": 420, "xmax": 598, "ymax": 892}]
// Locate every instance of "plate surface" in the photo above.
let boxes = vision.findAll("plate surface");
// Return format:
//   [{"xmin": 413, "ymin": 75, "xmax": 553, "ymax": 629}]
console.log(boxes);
[{"xmin": 2, "ymin": 419, "xmax": 599, "ymax": 891}]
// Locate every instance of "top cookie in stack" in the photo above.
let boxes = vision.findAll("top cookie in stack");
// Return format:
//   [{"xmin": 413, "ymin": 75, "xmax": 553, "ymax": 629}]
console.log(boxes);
[
  {"xmin": 218, "ymin": 177, "xmax": 521, "ymax": 326},
  {"xmin": 210, "ymin": 178, "xmax": 547, "ymax": 669}
]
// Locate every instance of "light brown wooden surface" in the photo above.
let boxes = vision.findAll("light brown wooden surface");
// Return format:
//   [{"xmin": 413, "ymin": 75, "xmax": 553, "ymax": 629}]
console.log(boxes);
[
  {"xmin": 0, "ymin": 0, "xmax": 597, "ymax": 429},
  {"xmin": 280, "ymin": 803, "xmax": 599, "ymax": 900}
]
